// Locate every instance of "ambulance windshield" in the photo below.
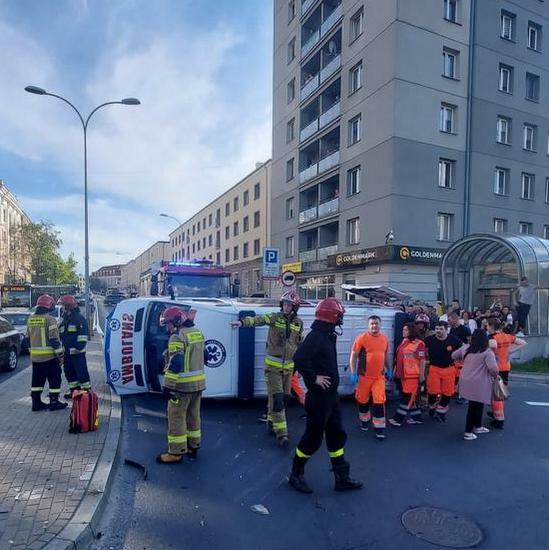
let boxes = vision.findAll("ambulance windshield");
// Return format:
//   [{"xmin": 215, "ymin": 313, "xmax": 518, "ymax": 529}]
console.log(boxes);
[{"xmin": 166, "ymin": 274, "xmax": 231, "ymax": 298}]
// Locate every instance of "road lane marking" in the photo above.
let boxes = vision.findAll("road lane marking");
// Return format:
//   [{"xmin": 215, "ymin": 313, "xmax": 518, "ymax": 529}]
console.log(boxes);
[{"xmin": 525, "ymin": 401, "xmax": 549, "ymax": 407}]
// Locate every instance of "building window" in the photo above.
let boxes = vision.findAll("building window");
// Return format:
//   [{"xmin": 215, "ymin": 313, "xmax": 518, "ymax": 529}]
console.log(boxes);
[
  {"xmin": 287, "ymin": 78, "xmax": 296, "ymax": 103},
  {"xmin": 498, "ymin": 64, "xmax": 513, "ymax": 93},
  {"xmin": 494, "ymin": 168, "xmax": 509, "ymax": 195},
  {"xmin": 254, "ymin": 211, "xmax": 260, "ymax": 228},
  {"xmin": 546, "ymin": 178, "xmax": 549, "ymax": 203},
  {"xmin": 349, "ymin": 61, "xmax": 363, "ymax": 94},
  {"xmin": 497, "ymin": 117, "xmax": 510, "ymax": 144},
  {"xmin": 233, "ymin": 197, "xmax": 238, "ymax": 213},
  {"xmin": 197, "ymin": 241, "xmax": 201, "ymax": 251},
  {"xmin": 192, "ymin": 224, "xmax": 196, "ymax": 236},
  {"xmin": 208, "ymin": 213, "xmax": 212, "ymax": 226},
  {"xmin": 225, "ymin": 225, "xmax": 230, "ymax": 239},
  {"xmin": 225, "ymin": 202, "xmax": 230, "ymax": 216},
  {"xmin": 519, "ymin": 222, "xmax": 533, "ymax": 235},
  {"xmin": 233, "ymin": 221, "xmax": 239, "ymax": 237},
  {"xmin": 438, "ymin": 159, "xmax": 455, "ymax": 188},
  {"xmin": 494, "ymin": 218, "xmax": 508, "ymax": 233},
  {"xmin": 501, "ymin": 11, "xmax": 515, "ymax": 41},
  {"xmin": 288, "ymin": 37, "xmax": 296, "ymax": 63},
  {"xmin": 254, "ymin": 239, "xmax": 260, "ymax": 256},
  {"xmin": 350, "ymin": 7, "xmax": 364, "ymax": 43},
  {"xmin": 286, "ymin": 236, "xmax": 295, "ymax": 258},
  {"xmin": 243, "ymin": 242, "xmax": 249, "ymax": 258},
  {"xmin": 203, "ymin": 217, "xmax": 206, "ymax": 229},
  {"xmin": 437, "ymin": 212, "xmax": 453, "ymax": 241},
  {"xmin": 243, "ymin": 216, "xmax": 250, "ymax": 232},
  {"xmin": 286, "ymin": 158, "xmax": 295, "ymax": 181},
  {"xmin": 523, "ymin": 124, "xmax": 537, "ymax": 151},
  {"xmin": 347, "ymin": 217, "xmax": 360, "ymax": 245},
  {"xmin": 243, "ymin": 190, "xmax": 249, "ymax": 206},
  {"xmin": 525, "ymin": 73, "xmax": 540, "ymax": 101},
  {"xmin": 202, "ymin": 237, "xmax": 206, "ymax": 248},
  {"xmin": 442, "ymin": 48, "xmax": 458, "ymax": 79},
  {"xmin": 286, "ymin": 197, "xmax": 295, "ymax": 219},
  {"xmin": 521, "ymin": 173, "xmax": 535, "ymax": 200},
  {"xmin": 192, "ymin": 243, "xmax": 196, "ymax": 253},
  {"xmin": 348, "ymin": 114, "xmax": 361, "ymax": 145},
  {"xmin": 254, "ymin": 182, "xmax": 261, "ymax": 200},
  {"xmin": 225, "ymin": 249, "xmax": 230, "ymax": 263},
  {"xmin": 443, "ymin": 0, "xmax": 458, "ymax": 23},
  {"xmin": 286, "ymin": 118, "xmax": 295, "ymax": 143},
  {"xmin": 233, "ymin": 246, "xmax": 239, "ymax": 261},
  {"xmin": 528, "ymin": 22, "xmax": 541, "ymax": 51},
  {"xmin": 440, "ymin": 104, "xmax": 456, "ymax": 133},
  {"xmin": 208, "ymin": 235, "xmax": 212, "ymax": 246},
  {"xmin": 216, "ymin": 252, "xmax": 221, "ymax": 264},
  {"xmin": 198, "ymin": 221, "xmax": 201, "ymax": 233},
  {"xmin": 288, "ymin": 0, "xmax": 295, "ymax": 22},
  {"xmin": 347, "ymin": 166, "xmax": 361, "ymax": 195},
  {"xmin": 544, "ymin": 225, "xmax": 549, "ymax": 240}
]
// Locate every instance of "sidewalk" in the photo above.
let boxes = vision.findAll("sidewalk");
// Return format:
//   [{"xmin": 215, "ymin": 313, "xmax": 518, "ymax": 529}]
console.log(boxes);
[{"xmin": 0, "ymin": 338, "xmax": 119, "ymax": 550}]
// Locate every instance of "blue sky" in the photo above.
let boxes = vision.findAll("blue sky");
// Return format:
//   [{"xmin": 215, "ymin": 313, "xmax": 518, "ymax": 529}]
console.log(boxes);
[{"xmin": 0, "ymin": 0, "xmax": 273, "ymax": 270}]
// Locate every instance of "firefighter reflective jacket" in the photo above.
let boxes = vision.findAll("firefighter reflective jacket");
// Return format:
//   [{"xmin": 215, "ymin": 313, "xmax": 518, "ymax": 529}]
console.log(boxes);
[
  {"xmin": 27, "ymin": 314, "xmax": 64, "ymax": 363},
  {"xmin": 59, "ymin": 309, "xmax": 88, "ymax": 355},
  {"xmin": 242, "ymin": 311, "xmax": 303, "ymax": 369},
  {"xmin": 163, "ymin": 326, "xmax": 206, "ymax": 393}
]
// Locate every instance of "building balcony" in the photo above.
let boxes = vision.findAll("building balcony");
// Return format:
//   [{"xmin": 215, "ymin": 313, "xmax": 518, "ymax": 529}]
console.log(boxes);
[
  {"xmin": 302, "ymin": 29, "xmax": 320, "ymax": 57},
  {"xmin": 318, "ymin": 150, "xmax": 339, "ymax": 174},
  {"xmin": 301, "ymin": 74, "xmax": 320, "ymax": 100},
  {"xmin": 320, "ymin": 4, "xmax": 343, "ymax": 37},
  {"xmin": 318, "ymin": 197, "xmax": 339, "ymax": 218},
  {"xmin": 318, "ymin": 244, "xmax": 338, "ymax": 260},
  {"xmin": 302, "ymin": 0, "xmax": 317, "ymax": 16},
  {"xmin": 299, "ymin": 163, "xmax": 319, "ymax": 184},
  {"xmin": 319, "ymin": 101, "xmax": 340, "ymax": 128},
  {"xmin": 299, "ymin": 206, "xmax": 318, "ymax": 224},
  {"xmin": 299, "ymin": 249, "xmax": 318, "ymax": 262},
  {"xmin": 300, "ymin": 118, "xmax": 319, "ymax": 142},
  {"xmin": 320, "ymin": 54, "xmax": 341, "ymax": 83}
]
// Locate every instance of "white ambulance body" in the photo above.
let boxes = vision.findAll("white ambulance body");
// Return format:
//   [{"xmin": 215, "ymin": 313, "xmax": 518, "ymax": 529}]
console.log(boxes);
[{"xmin": 104, "ymin": 297, "xmax": 400, "ymax": 398}]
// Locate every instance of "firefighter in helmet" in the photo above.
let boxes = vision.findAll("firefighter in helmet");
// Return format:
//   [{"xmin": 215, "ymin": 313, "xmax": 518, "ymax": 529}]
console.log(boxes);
[
  {"xmin": 289, "ymin": 297, "xmax": 362, "ymax": 493},
  {"xmin": 231, "ymin": 290, "xmax": 303, "ymax": 446},
  {"xmin": 58, "ymin": 295, "xmax": 90, "ymax": 397},
  {"xmin": 157, "ymin": 306, "xmax": 206, "ymax": 464},
  {"xmin": 27, "ymin": 294, "xmax": 67, "ymax": 411}
]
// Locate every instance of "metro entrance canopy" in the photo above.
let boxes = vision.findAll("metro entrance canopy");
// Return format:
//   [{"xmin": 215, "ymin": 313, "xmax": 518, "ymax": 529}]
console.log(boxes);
[{"xmin": 440, "ymin": 234, "xmax": 549, "ymax": 336}]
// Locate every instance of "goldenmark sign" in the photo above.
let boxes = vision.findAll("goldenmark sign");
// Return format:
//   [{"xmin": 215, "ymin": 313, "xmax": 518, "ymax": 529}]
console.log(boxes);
[{"xmin": 329, "ymin": 245, "xmax": 444, "ymax": 267}]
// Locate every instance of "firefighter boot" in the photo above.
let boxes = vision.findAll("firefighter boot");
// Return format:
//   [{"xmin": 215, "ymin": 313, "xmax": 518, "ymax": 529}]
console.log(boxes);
[
  {"xmin": 156, "ymin": 453, "xmax": 183, "ymax": 464},
  {"xmin": 332, "ymin": 462, "xmax": 363, "ymax": 492},
  {"xmin": 289, "ymin": 456, "xmax": 313, "ymax": 494},
  {"xmin": 187, "ymin": 448, "xmax": 199, "ymax": 460},
  {"xmin": 49, "ymin": 395, "xmax": 68, "ymax": 411},
  {"xmin": 31, "ymin": 393, "xmax": 48, "ymax": 412}
]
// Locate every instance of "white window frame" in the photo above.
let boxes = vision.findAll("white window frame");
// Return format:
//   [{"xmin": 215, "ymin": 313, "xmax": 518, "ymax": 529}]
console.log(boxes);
[
  {"xmin": 494, "ymin": 218, "xmax": 508, "ymax": 233},
  {"xmin": 499, "ymin": 65, "xmax": 512, "ymax": 93},
  {"xmin": 438, "ymin": 159, "xmax": 454, "ymax": 188},
  {"xmin": 525, "ymin": 73, "xmax": 540, "ymax": 102},
  {"xmin": 288, "ymin": 0, "xmax": 296, "ymax": 23},
  {"xmin": 437, "ymin": 213, "xmax": 453, "ymax": 241},
  {"xmin": 528, "ymin": 23, "xmax": 540, "ymax": 51},
  {"xmin": 521, "ymin": 173, "xmax": 535, "ymax": 200},
  {"xmin": 496, "ymin": 117, "xmax": 510, "ymax": 144},
  {"xmin": 287, "ymin": 37, "xmax": 296, "ymax": 64},
  {"xmin": 444, "ymin": 0, "xmax": 458, "ymax": 23},
  {"xmin": 494, "ymin": 168, "xmax": 509, "ymax": 196},
  {"xmin": 286, "ymin": 197, "xmax": 295, "ymax": 219},
  {"xmin": 440, "ymin": 104, "xmax": 455, "ymax": 133},
  {"xmin": 286, "ymin": 158, "xmax": 295, "ymax": 181},
  {"xmin": 287, "ymin": 78, "xmax": 295, "ymax": 103},
  {"xmin": 519, "ymin": 222, "xmax": 533, "ymax": 235},
  {"xmin": 347, "ymin": 166, "xmax": 361, "ymax": 195},
  {"xmin": 501, "ymin": 12, "xmax": 514, "ymax": 40},
  {"xmin": 523, "ymin": 124, "xmax": 536, "ymax": 151},
  {"xmin": 233, "ymin": 245, "xmax": 239, "ymax": 261},
  {"xmin": 348, "ymin": 114, "xmax": 361, "ymax": 145},
  {"xmin": 350, "ymin": 8, "xmax": 364, "ymax": 43},
  {"xmin": 286, "ymin": 236, "xmax": 295, "ymax": 258},
  {"xmin": 442, "ymin": 48, "xmax": 457, "ymax": 79},
  {"xmin": 286, "ymin": 118, "xmax": 295, "ymax": 143},
  {"xmin": 347, "ymin": 217, "xmax": 360, "ymax": 245},
  {"xmin": 349, "ymin": 62, "xmax": 363, "ymax": 94}
]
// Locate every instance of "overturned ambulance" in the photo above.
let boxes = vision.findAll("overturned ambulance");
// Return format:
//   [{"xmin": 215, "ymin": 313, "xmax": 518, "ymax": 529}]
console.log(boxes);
[{"xmin": 104, "ymin": 296, "xmax": 401, "ymax": 398}]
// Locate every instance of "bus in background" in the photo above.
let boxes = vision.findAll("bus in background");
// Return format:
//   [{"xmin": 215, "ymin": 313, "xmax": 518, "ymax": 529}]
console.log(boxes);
[{"xmin": 1, "ymin": 285, "xmax": 32, "ymax": 308}]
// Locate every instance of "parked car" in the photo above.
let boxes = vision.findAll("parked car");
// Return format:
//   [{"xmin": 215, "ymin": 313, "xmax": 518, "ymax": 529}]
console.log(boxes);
[
  {"xmin": 104, "ymin": 292, "xmax": 125, "ymax": 307},
  {"xmin": 0, "ymin": 316, "xmax": 21, "ymax": 371},
  {"xmin": 0, "ymin": 309, "xmax": 31, "ymax": 354}
]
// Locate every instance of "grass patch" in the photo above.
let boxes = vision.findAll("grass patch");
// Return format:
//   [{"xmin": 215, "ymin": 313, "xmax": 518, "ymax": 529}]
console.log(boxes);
[{"xmin": 512, "ymin": 357, "xmax": 549, "ymax": 373}]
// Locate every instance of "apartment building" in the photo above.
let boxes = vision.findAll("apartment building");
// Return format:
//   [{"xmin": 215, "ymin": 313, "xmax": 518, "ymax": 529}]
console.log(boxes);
[
  {"xmin": 91, "ymin": 264, "xmax": 122, "ymax": 290},
  {"xmin": 272, "ymin": 0, "xmax": 549, "ymax": 302},
  {"xmin": 169, "ymin": 161, "xmax": 271, "ymax": 297},
  {"xmin": 120, "ymin": 240, "xmax": 170, "ymax": 295}
]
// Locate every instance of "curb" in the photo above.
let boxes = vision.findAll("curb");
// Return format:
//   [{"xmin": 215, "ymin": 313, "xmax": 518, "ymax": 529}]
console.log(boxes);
[
  {"xmin": 43, "ymin": 342, "xmax": 122, "ymax": 550},
  {"xmin": 511, "ymin": 372, "xmax": 549, "ymax": 383}
]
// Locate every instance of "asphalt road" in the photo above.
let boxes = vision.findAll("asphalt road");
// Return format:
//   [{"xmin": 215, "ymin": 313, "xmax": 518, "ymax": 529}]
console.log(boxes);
[{"xmin": 92, "ymin": 376, "xmax": 549, "ymax": 550}]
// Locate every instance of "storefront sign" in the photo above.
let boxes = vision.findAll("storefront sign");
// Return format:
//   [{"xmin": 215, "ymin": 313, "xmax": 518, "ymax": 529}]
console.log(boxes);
[
  {"xmin": 282, "ymin": 262, "xmax": 302, "ymax": 274},
  {"xmin": 328, "ymin": 245, "xmax": 445, "ymax": 268}
]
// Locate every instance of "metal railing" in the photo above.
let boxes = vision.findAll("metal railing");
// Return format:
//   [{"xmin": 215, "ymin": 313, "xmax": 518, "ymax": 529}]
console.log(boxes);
[
  {"xmin": 300, "ymin": 118, "xmax": 319, "ymax": 142},
  {"xmin": 318, "ymin": 197, "xmax": 339, "ymax": 218},
  {"xmin": 299, "ymin": 249, "xmax": 317, "ymax": 262},
  {"xmin": 301, "ymin": 29, "xmax": 320, "ymax": 56},
  {"xmin": 301, "ymin": 74, "xmax": 320, "ymax": 100},
  {"xmin": 299, "ymin": 163, "xmax": 319, "ymax": 183},
  {"xmin": 320, "ymin": 55, "xmax": 341, "ymax": 83},
  {"xmin": 318, "ymin": 150, "xmax": 339, "ymax": 173},
  {"xmin": 318, "ymin": 244, "xmax": 338, "ymax": 259},
  {"xmin": 299, "ymin": 206, "xmax": 318, "ymax": 224},
  {"xmin": 319, "ymin": 101, "xmax": 340, "ymax": 128}
]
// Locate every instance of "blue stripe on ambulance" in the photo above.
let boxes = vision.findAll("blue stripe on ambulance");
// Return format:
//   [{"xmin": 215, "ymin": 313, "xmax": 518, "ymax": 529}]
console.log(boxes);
[
  {"xmin": 104, "ymin": 308, "xmax": 114, "ymax": 391},
  {"xmin": 237, "ymin": 310, "xmax": 255, "ymax": 399}
]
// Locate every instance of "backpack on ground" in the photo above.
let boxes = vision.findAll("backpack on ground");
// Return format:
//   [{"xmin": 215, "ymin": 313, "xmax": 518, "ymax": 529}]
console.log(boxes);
[{"xmin": 69, "ymin": 389, "xmax": 99, "ymax": 433}]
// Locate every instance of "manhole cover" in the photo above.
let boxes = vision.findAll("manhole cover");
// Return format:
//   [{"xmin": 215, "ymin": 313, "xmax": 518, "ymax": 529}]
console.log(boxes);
[{"xmin": 402, "ymin": 507, "xmax": 483, "ymax": 548}]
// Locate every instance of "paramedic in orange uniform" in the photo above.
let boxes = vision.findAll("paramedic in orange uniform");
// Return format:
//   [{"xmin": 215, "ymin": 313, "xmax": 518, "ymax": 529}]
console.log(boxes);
[
  {"xmin": 487, "ymin": 317, "xmax": 527, "ymax": 429},
  {"xmin": 349, "ymin": 315, "xmax": 390, "ymax": 440}
]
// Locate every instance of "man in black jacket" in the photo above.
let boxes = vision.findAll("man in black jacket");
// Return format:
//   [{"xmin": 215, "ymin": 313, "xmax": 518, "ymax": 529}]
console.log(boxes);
[{"xmin": 289, "ymin": 297, "xmax": 362, "ymax": 494}]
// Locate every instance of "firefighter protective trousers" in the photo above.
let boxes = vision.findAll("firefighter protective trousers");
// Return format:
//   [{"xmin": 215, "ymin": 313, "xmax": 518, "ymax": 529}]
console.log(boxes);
[
  {"xmin": 265, "ymin": 366, "xmax": 292, "ymax": 437},
  {"xmin": 167, "ymin": 391, "xmax": 202, "ymax": 454}
]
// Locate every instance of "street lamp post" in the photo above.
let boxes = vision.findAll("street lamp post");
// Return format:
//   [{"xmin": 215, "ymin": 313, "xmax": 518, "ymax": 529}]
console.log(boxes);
[
  {"xmin": 159, "ymin": 213, "xmax": 182, "ymax": 225},
  {"xmin": 24, "ymin": 85, "xmax": 140, "ymax": 329}
]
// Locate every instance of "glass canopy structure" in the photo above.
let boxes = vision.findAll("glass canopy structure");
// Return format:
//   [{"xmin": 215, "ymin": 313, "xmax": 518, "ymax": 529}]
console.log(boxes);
[{"xmin": 440, "ymin": 234, "xmax": 549, "ymax": 336}]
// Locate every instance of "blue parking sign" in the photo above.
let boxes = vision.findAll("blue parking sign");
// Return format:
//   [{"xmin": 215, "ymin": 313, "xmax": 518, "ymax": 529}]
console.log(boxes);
[{"xmin": 262, "ymin": 247, "xmax": 280, "ymax": 278}]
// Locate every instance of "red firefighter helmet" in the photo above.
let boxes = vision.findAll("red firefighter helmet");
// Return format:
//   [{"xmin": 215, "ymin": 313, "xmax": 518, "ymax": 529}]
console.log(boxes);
[
  {"xmin": 58, "ymin": 295, "xmax": 78, "ymax": 309},
  {"xmin": 160, "ymin": 306, "xmax": 197, "ymax": 327},
  {"xmin": 414, "ymin": 313, "xmax": 430, "ymax": 326},
  {"xmin": 280, "ymin": 289, "xmax": 300, "ymax": 312},
  {"xmin": 36, "ymin": 294, "xmax": 55, "ymax": 310},
  {"xmin": 315, "ymin": 297, "xmax": 345, "ymax": 325}
]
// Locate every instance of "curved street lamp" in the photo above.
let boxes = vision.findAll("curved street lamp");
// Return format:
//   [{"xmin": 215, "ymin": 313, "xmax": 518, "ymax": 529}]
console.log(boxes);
[
  {"xmin": 25, "ymin": 85, "xmax": 140, "ymax": 326},
  {"xmin": 159, "ymin": 213, "xmax": 182, "ymax": 226}
]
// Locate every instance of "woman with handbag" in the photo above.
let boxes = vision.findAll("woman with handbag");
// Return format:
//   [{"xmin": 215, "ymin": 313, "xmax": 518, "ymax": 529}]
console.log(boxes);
[{"xmin": 451, "ymin": 330, "xmax": 499, "ymax": 441}]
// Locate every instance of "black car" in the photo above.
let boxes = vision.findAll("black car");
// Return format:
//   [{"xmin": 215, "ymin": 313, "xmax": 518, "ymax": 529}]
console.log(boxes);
[
  {"xmin": 104, "ymin": 292, "xmax": 125, "ymax": 307},
  {"xmin": 0, "ymin": 316, "xmax": 21, "ymax": 371}
]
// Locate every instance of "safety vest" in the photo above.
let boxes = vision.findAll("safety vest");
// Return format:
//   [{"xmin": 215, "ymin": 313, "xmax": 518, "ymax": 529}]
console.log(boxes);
[
  {"xmin": 402, "ymin": 340, "xmax": 423, "ymax": 379},
  {"xmin": 163, "ymin": 327, "xmax": 206, "ymax": 393},
  {"xmin": 27, "ymin": 314, "xmax": 64, "ymax": 363},
  {"xmin": 242, "ymin": 311, "xmax": 303, "ymax": 369}
]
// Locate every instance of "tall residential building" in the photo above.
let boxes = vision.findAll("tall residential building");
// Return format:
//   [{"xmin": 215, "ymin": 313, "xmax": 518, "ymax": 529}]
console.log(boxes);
[
  {"xmin": 169, "ymin": 161, "xmax": 272, "ymax": 297},
  {"xmin": 0, "ymin": 180, "xmax": 31, "ymax": 284},
  {"xmin": 91, "ymin": 264, "xmax": 122, "ymax": 290},
  {"xmin": 272, "ymin": 0, "xmax": 549, "ymax": 302},
  {"xmin": 120, "ymin": 240, "xmax": 170, "ymax": 295}
]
